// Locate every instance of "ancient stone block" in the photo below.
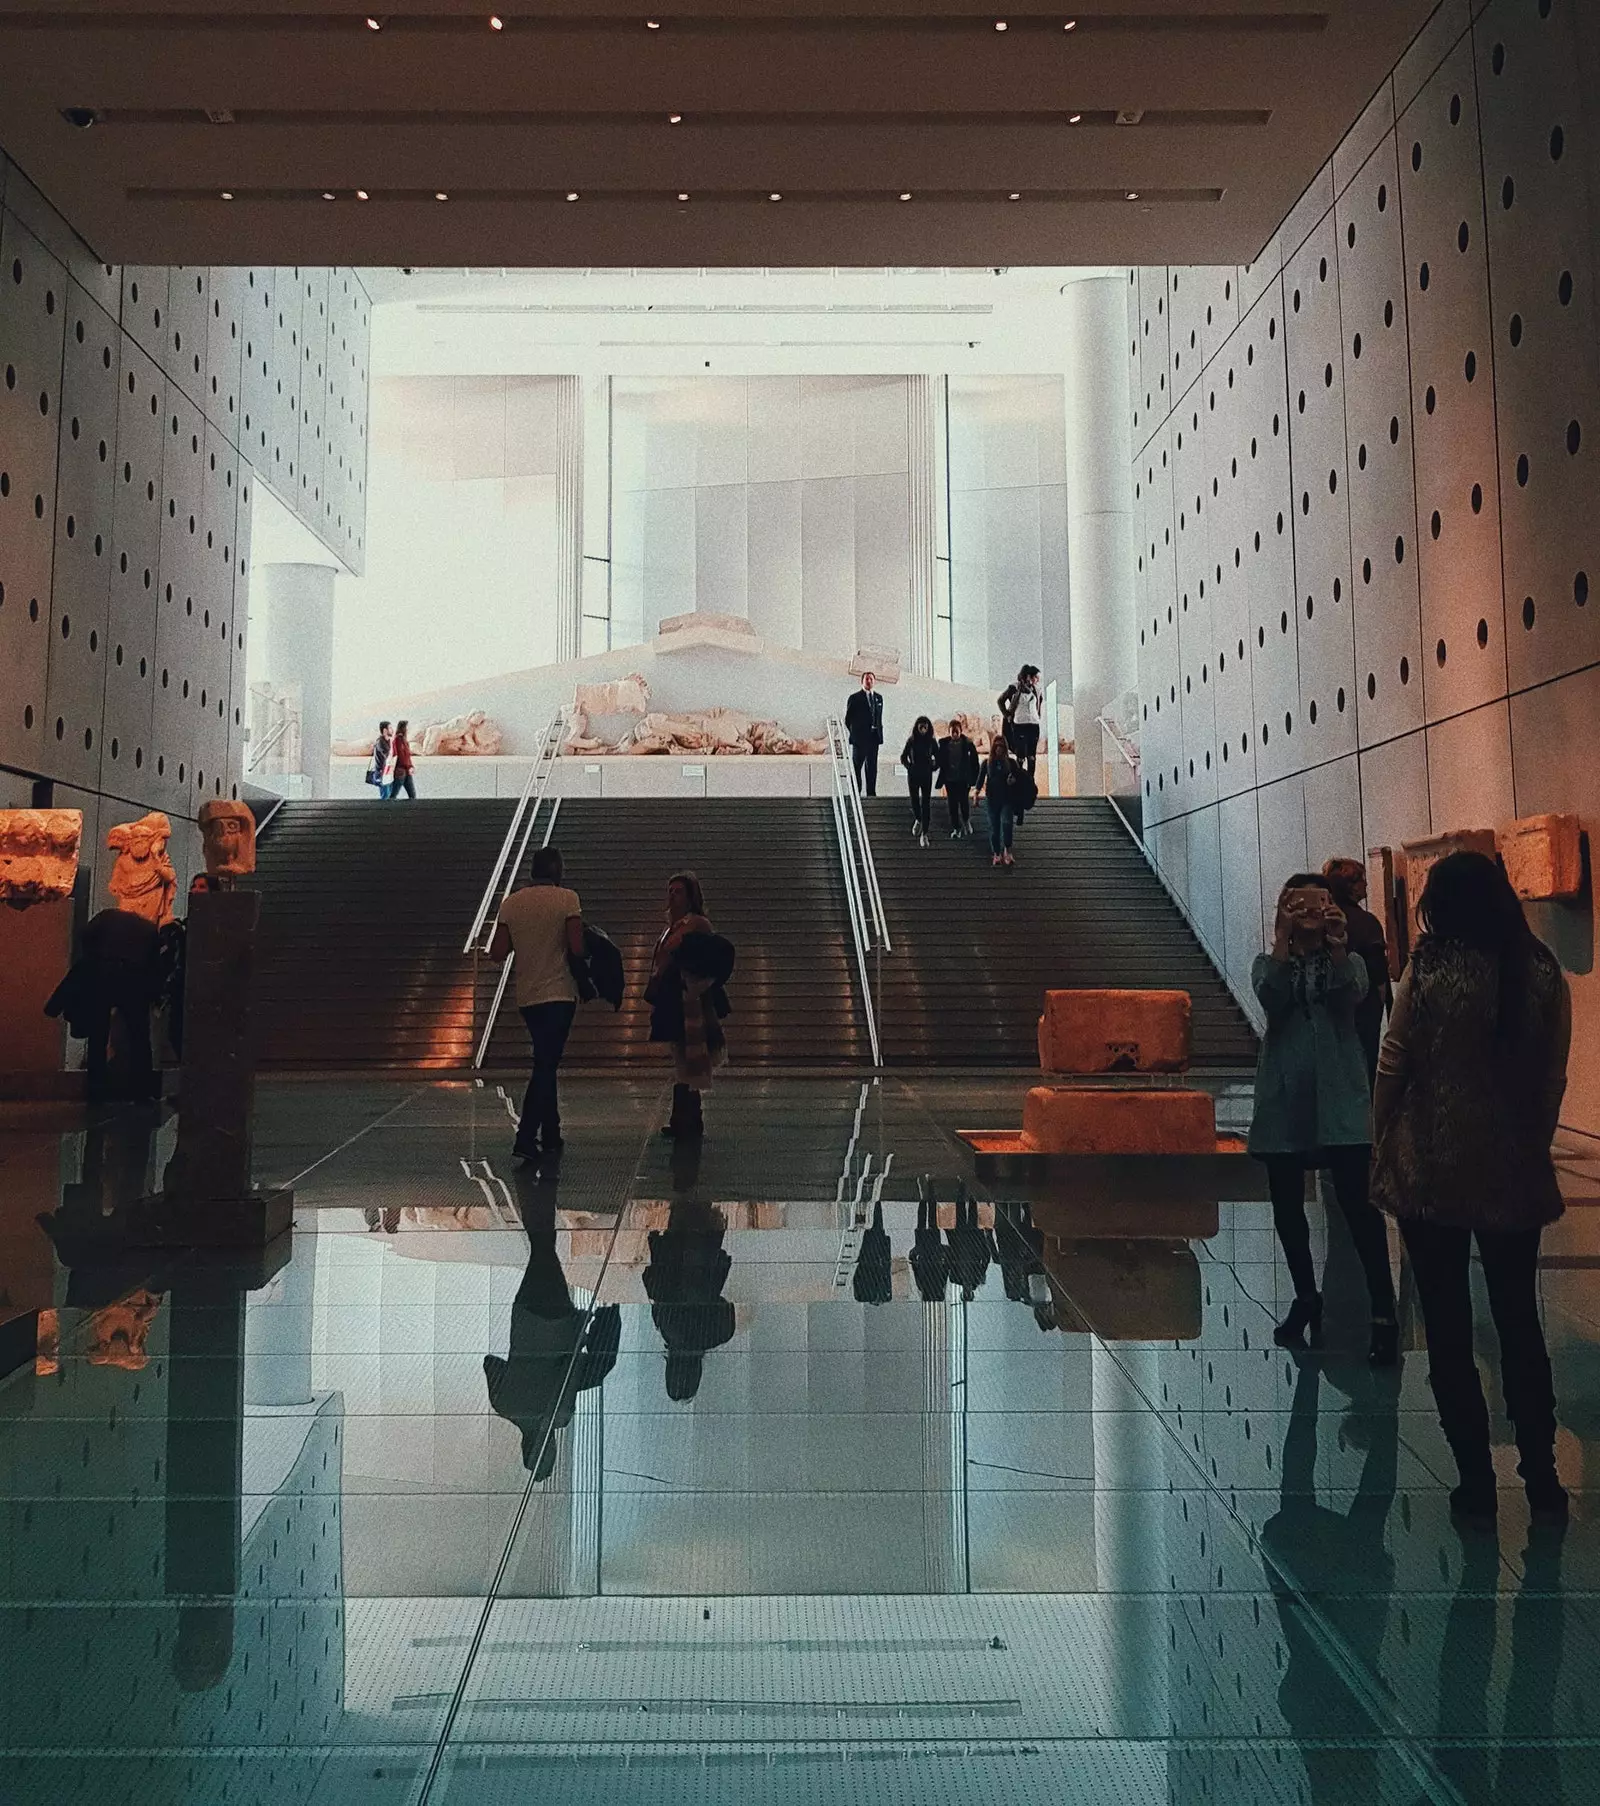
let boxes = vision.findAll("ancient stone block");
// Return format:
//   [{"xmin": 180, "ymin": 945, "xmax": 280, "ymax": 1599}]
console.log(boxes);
[
  {"xmin": 1399, "ymin": 828, "xmax": 1498, "ymax": 944},
  {"xmin": 1037, "ymin": 989, "xmax": 1192, "ymax": 1074},
  {"xmin": 1498, "ymin": 812, "xmax": 1584, "ymax": 901},
  {"xmin": 1020, "ymin": 1086, "xmax": 1217, "ymax": 1155},
  {"xmin": 0, "ymin": 808, "xmax": 82, "ymax": 908}
]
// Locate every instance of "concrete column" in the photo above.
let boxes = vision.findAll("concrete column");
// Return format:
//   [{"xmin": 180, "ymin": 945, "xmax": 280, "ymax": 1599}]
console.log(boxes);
[
  {"xmin": 1063, "ymin": 276, "xmax": 1139, "ymax": 796},
  {"xmin": 906, "ymin": 375, "xmax": 939, "ymax": 677},
  {"xmin": 259, "ymin": 562, "xmax": 336, "ymax": 799},
  {"xmin": 554, "ymin": 375, "xmax": 583, "ymax": 663}
]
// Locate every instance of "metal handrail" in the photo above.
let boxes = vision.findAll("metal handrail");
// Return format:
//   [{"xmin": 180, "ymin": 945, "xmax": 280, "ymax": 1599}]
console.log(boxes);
[
  {"xmin": 463, "ymin": 709, "xmax": 566, "ymax": 953},
  {"xmin": 827, "ymin": 721, "xmax": 881, "ymax": 1066},
  {"xmin": 827, "ymin": 717, "xmax": 891, "ymax": 952},
  {"xmin": 246, "ymin": 712, "xmax": 294, "ymax": 773},
  {"xmin": 473, "ymin": 798, "xmax": 562, "ymax": 1069}
]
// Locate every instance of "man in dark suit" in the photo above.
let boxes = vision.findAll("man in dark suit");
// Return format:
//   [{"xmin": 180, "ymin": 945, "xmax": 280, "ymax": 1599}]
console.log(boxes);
[{"xmin": 843, "ymin": 671, "xmax": 885, "ymax": 796}]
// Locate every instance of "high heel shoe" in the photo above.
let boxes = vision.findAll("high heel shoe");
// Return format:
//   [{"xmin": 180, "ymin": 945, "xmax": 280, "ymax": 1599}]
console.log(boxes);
[
  {"xmin": 1273, "ymin": 1292, "xmax": 1323, "ymax": 1348},
  {"xmin": 1367, "ymin": 1317, "xmax": 1399, "ymax": 1368}
]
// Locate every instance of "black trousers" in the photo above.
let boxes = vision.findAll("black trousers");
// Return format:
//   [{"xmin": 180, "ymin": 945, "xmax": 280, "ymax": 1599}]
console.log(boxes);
[
  {"xmin": 1263, "ymin": 1147, "xmax": 1396, "ymax": 1317},
  {"xmin": 945, "ymin": 784, "xmax": 972, "ymax": 831},
  {"xmin": 1010, "ymin": 721, "xmax": 1040, "ymax": 776},
  {"xmin": 907, "ymin": 772, "xmax": 932, "ymax": 832},
  {"xmin": 387, "ymin": 772, "xmax": 416, "ymax": 800},
  {"xmin": 1400, "ymin": 1219, "xmax": 1557, "ymax": 1485},
  {"xmin": 851, "ymin": 739, "xmax": 879, "ymax": 796},
  {"xmin": 83, "ymin": 992, "xmax": 155, "ymax": 1104},
  {"xmin": 516, "ymin": 1001, "xmax": 576, "ymax": 1153}
]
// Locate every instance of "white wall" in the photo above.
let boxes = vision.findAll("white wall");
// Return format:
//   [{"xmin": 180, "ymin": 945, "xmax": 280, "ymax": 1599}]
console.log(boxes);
[
  {"xmin": 331, "ymin": 375, "xmax": 561, "ymax": 714},
  {"xmin": 611, "ymin": 375, "xmax": 913, "ymax": 661},
  {"xmin": 1133, "ymin": 0, "xmax": 1600, "ymax": 1134},
  {"xmin": 947, "ymin": 376, "xmax": 1070, "ymax": 694}
]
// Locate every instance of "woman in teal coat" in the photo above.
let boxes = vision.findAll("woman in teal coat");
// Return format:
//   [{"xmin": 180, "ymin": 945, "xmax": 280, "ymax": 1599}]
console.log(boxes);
[{"xmin": 1250, "ymin": 873, "xmax": 1398, "ymax": 1364}]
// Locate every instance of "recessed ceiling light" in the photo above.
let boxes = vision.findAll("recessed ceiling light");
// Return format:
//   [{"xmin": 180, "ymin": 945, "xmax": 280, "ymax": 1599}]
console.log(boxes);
[
  {"xmin": 365, "ymin": 15, "xmax": 381, "ymax": 30},
  {"xmin": 646, "ymin": 17, "xmax": 660, "ymax": 27},
  {"xmin": 769, "ymin": 191, "xmax": 782, "ymax": 201},
  {"xmin": 1064, "ymin": 17, "xmax": 1077, "ymax": 28},
  {"xmin": 994, "ymin": 19, "xmax": 1008, "ymax": 30},
  {"xmin": 566, "ymin": 190, "xmax": 580, "ymax": 201},
  {"xmin": 220, "ymin": 190, "xmax": 234, "ymax": 201},
  {"xmin": 322, "ymin": 191, "xmax": 336, "ymax": 201},
  {"xmin": 668, "ymin": 113, "xmax": 682, "ymax": 124},
  {"xmin": 489, "ymin": 13, "xmax": 504, "ymax": 28},
  {"xmin": 899, "ymin": 191, "xmax": 912, "ymax": 201},
  {"xmin": 1068, "ymin": 112, "xmax": 1082, "ymax": 124},
  {"xmin": 435, "ymin": 190, "xmax": 449, "ymax": 201},
  {"xmin": 1125, "ymin": 190, "xmax": 1140, "ymax": 201},
  {"xmin": 356, "ymin": 189, "xmax": 370, "ymax": 201},
  {"xmin": 677, "ymin": 191, "xmax": 690, "ymax": 201},
  {"xmin": 1008, "ymin": 191, "xmax": 1020, "ymax": 201}
]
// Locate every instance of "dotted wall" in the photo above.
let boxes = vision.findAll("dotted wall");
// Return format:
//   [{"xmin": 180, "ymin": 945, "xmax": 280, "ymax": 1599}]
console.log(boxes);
[
  {"xmin": 1129, "ymin": 0, "xmax": 1600, "ymax": 1079},
  {"xmin": 0, "ymin": 156, "xmax": 370, "ymax": 883}
]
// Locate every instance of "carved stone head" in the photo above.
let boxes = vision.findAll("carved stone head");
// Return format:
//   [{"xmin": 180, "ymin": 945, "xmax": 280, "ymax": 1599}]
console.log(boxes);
[
  {"xmin": 199, "ymin": 798, "xmax": 257, "ymax": 879},
  {"xmin": 0, "ymin": 808, "xmax": 83, "ymax": 909},
  {"xmin": 107, "ymin": 812, "xmax": 177, "ymax": 926}
]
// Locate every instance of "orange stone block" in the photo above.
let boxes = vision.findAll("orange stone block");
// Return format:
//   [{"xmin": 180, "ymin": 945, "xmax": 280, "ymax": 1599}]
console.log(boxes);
[
  {"xmin": 1498, "ymin": 812, "xmax": 1583, "ymax": 900},
  {"xmin": 1020, "ymin": 1086, "xmax": 1217, "ymax": 1155},
  {"xmin": 1036, "ymin": 989, "xmax": 1192, "ymax": 1074},
  {"xmin": 1400, "ymin": 829, "xmax": 1498, "ymax": 944}
]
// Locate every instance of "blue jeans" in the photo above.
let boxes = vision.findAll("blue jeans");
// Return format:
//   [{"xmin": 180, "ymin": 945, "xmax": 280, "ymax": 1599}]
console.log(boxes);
[{"xmin": 986, "ymin": 796, "xmax": 1013, "ymax": 855}]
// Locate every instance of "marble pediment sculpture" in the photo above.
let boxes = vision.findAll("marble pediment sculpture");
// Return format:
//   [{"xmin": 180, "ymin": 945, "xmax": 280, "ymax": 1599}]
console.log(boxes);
[
  {"xmin": 107, "ymin": 812, "xmax": 178, "ymax": 926},
  {"xmin": 0, "ymin": 808, "xmax": 83, "ymax": 908},
  {"xmin": 418, "ymin": 709, "xmax": 505, "ymax": 757},
  {"xmin": 655, "ymin": 612, "xmax": 765, "ymax": 656},
  {"xmin": 198, "ymin": 798, "xmax": 257, "ymax": 882}
]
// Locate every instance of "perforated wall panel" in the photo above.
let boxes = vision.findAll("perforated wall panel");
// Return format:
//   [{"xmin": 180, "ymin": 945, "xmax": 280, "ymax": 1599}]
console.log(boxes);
[
  {"xmin": 1130, "ymin": 0, "xmax": 1600, "ymax": 1128},
  {"xmin": 3, "ymin": 154, "xmax": 369, "ymax": 838}
]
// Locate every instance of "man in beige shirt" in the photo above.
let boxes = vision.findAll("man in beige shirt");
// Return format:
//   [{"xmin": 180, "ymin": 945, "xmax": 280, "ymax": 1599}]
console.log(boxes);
[{"xmin": 489, "ymin": 846, "xmax": 584, "ymax": 1162}]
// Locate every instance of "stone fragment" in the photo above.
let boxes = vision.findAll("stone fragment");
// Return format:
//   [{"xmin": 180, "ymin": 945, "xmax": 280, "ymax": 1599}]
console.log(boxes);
[
  {"xmin": 1498, "ymin": 812, "xmax": 1583, "ymax": 901},
  {"xmin": 1037, "ymin": 989, "xmax": 1192, "ymax": 1074},
  {"xmin": 1021, "ymin": 1086, "xmax": 1217, "ymax": 1155},
  {"xmin": 0, "ymin": 809, "xmax": 82, "ymax": 908},
  {"xmin": 199, "ymin": 798, "xmax": 257, "ymax": 881},
  {"xmin": 107, "ymin": 812, "xmax": 177, "ymax": 926}
]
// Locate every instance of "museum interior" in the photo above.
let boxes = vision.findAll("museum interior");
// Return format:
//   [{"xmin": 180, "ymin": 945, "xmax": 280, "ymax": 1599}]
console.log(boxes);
[{"xmin": 2, "ymin": 3, "xmax": 1600, "ymax": 1802}]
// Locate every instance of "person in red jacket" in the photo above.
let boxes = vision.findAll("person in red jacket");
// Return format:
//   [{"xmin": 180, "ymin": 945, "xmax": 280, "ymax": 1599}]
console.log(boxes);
[{"xmin": 387, "ymin": 719, "xmax": 416, "ymax": 800}]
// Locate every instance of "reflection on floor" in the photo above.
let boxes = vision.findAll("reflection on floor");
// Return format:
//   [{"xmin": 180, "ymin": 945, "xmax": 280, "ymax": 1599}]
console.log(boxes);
[{"xmin": 2, "ymin": 1074, "xmax": 1599, "ymax": 1804}]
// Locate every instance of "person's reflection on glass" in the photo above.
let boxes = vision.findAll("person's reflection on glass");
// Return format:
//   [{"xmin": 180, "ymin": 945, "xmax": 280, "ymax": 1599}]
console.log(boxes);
[
  {"xmin": 996, "ymin": 1200, "xmax": 1056, "ymax": 1331},
  {"xmin": 910, "ymin": 1178, "xmax": 948, "ymax": 1303},
  {"xmin": 946, "ymin": 1183, "xmax": 995, "ymax": 1302},
  {"xmin": 851, "ymin": 1200, "xmax": 893, "ymax": 1306},
  {"xmin": 1259, "ymin": 1352, "xmax": 1399, "ymax": 1801},
  {"xmin": 642, "ymin": 1198, "xmax": 735, "ymax": 1403},
  {"xmin": 484, "ymin": 1168, "xmax": 620, "ymax": 1479}
]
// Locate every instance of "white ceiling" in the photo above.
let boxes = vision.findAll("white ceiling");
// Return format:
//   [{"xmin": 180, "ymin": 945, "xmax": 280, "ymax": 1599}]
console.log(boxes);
[{"xmin": 0, "ymin": 1, "xmax": 1436, "ymax": 270}]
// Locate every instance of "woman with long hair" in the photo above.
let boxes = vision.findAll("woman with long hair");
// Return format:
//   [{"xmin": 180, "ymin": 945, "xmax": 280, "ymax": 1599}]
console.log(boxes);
[
  {"xmin": 976, "ymin": 734, "xmax": 1019, "ymax": 867},
  {"xmin": 900, "ymin": 715, "xmax": 939, "ymax": 848},
  {"xmin": 999, "ymin": 665, "xmax": 1044, "ymax": 779},
  {"xmin": 1372, "ymin": 851, "xmax": 1572, "ymax": 1529},
  {"xmin": 647, "ymin": 870, "xmax": 732, "ymax": 1141},
  {"xmin": 1249, "ymin": 872, "xmax": 1399, "ymax": 1364}
]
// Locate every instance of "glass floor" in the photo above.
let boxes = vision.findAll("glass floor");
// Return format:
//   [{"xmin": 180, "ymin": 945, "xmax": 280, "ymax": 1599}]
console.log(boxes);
[{"xmin": 2, "ymin": 1073, "xmax": 1599, "ymax": 1805}]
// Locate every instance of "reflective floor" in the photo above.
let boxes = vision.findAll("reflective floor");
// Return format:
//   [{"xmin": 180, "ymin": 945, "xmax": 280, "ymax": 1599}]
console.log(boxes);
[{"xmin": 3, "ymin": 1074, "xmax": 1600, "ymax": 1805}]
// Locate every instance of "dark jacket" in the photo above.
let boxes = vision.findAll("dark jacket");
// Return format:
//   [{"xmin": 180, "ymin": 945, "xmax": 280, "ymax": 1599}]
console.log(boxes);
[
  {"xmin": 570, "ymin": 923, "xmax": 624, "ymax": 1010},
  {"xmin": 1342, "ymin": 900, "xmax": 1390, "ymax": 1054},
  {"xmin": 844, "ymin": 687, "xmax": 883, "ymax": 747},
  {"xmin": 45, "ymin": 909, "xmax": 163, "ymax": 1036},
  {"xmin": 647, "ymin": 929, "xmax": 735, "ymax": 1045},
  {"xmin": 937, "ymin": 733, "xmax": 979, "ymax": 791},
  {"xmin": 1248, "ymin": 951, "xmax": 1371, "ymax": 1154},
  {"xmin": 900, "ymin": 731, "xmax": 938, "ymax": 777},
  {"xmin": 977, "ymin": 757, "xmax": 1034, "ymax": 811},
  {"xmin": 1371, "ymin": 936, "xmax": 1571, "ymax": 1231}
]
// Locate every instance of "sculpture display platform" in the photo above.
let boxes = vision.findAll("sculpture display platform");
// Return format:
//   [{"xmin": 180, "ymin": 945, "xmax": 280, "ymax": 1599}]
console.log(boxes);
[{"xmin": 0, "ymin": 809, "xmax": 82, "ymax": 1094}]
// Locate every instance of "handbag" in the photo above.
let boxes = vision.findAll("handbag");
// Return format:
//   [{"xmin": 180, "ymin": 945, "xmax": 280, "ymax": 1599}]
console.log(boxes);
[{"xmin": 381, "ymin": 754, "xmax": 398, "ymax": 785}]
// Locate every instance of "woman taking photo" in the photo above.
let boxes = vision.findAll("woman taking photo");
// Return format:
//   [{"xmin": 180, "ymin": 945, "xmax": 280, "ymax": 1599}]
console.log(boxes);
[
  {"xmin": 900, "ymin": 716, "xmax": 939, "ymax": 848},
  {"xmin": 647, "ymin": 871, "xmax": 734, "ymax": 1141},
  {"xmin": 1372, "ymin": 851, "xmax": 1572, "ymax": 1529},
  {"xmin": 1249, "ymin": 873, "xmax": 1398, "ymax": 1364}
]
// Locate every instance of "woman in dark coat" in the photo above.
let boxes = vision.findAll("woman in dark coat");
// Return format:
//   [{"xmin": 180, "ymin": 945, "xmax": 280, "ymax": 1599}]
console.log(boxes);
[
  {"xmin": 899, "ymin": 715, "xmax": 939, "ymax": 848},
  {"xmin": 1371, "ymin": 851, "xmax": 1572, "ymax": 1529},
  {"xmin": 647, "ymin": 870, "xmax": 733, "ymax": 1140},
  {"xmin": 1321, "ymin": 856, "xmax": 1391, "ymax": 1086}
]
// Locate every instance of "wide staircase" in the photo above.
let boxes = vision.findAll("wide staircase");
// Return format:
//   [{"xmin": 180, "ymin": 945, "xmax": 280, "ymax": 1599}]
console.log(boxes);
[
  {"xmin": 864, "ymin": 795, "xmax": 1258, "ymax": 1069},
  {"xmin": 248, "ymin": 797, "xmax": 868, "ymax": 1070}
]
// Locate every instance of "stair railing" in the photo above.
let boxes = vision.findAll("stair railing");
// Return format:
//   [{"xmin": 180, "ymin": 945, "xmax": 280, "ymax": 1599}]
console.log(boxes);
[
  {"xmin": 826, "ymin": 717, "xmax": 889, "ymax": 1066},
  {"xmin": 463, "ymin": 709, "xmax": 567, "ymax": 954}
]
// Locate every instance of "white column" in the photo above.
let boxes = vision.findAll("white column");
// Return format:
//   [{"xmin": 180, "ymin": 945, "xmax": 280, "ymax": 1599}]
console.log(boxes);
[
  {"xmin": 1063, "ymin": 276, "xmax": 1139, "ymax": 796},
  {"xmin": 906, "ymin": 374, "xmax": 939, "ymax": 677},
  {"xmin": 259, "ymin": 562, "xmax": 336, "ymax": 799},
  {"xmin": 554, "ymin": 375, "xmax": 583, "ymax": 663}
]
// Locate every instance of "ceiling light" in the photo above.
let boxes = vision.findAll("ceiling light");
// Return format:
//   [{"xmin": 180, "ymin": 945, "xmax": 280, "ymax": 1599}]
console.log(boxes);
[
  {"xmin": 769, "ymin": 191, "xmax": 782, "ymax": 201},
  {"xmin": 668, "ymin": 112, "xmax": 682, "ymax": 124},
  {"xmin": 1008, "ymin": 191, "xmax": 1020, "ymax": 201},
  {"xmin": 322, "ymin": 191, "xmax": 336, "ymax": 201},
  {"xmin": 899, "ymin": 191, "xmax": 912, "ymax": 201},
  {"xmin": 1125, "ymin": 190, "xmax": 1140, "ymax": 201},
  {"xmin": 220, "ymin": 190, "xmax": 234, "ymax": 201},
  {"xmin": 1068, "ymin": 112, "xmax": 1082, "ymax": 124},
  {"xmin": 1064, "ymin": 17, "xmax": 1077, "ymax": 28},
  {"xmin": 365, "ymin": 15, "xmax": 381, "ymax": 30},
  {"xmin": 565, "ymin": 190, "xmax": 579, "ymax": 201},
  {"xmin": 435, "ymin": 190, "xmax": 449, "ymax": 201},
  {"xmin": 646, "ymin": 17, "xmax": 660, "ymax": 27},
  {"xmin": 489, "ymin": 13, "xmax": 504, "ymax": 28},
  {"xmin": 677, "ymin": 192, "xmax": 690, "ymax": 201},
  {"xmin": 356, "ymin": 189, "xmax": 370, "ymax": 201},
  {"xmin": 994, "ymin": 20, "xmax": 1008, "ymax": 31}
]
